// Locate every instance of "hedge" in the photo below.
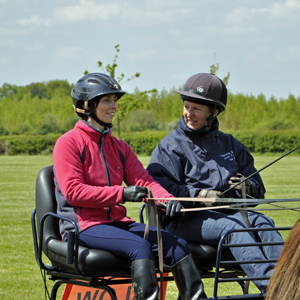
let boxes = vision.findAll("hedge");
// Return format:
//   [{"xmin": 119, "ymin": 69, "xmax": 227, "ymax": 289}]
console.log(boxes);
[
  {"xmin": 231, "ymin": 130, "xmax": 300, "ymax": 154},
  {"xmin": 0, "ymin": 130, "xmax": 300, "ymax": 156},
  {"xmin": 0, "ymin": 134, "xmax": 61, "ymax": 155},
  {"xmin": 121, "ymin": 131, "xmax": 170, "ymax": 156}
]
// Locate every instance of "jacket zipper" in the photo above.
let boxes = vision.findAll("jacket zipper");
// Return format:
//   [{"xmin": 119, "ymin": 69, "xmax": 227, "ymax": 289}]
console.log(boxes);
[{"xmin": 99, "ymin": 135, "xmax": 112, "ymax": 220}]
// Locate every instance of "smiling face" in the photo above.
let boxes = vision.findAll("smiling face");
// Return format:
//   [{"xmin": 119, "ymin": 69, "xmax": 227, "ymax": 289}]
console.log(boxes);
[
  {"xmin": 88, "ymin": 94, "xmax": 118, "ymax": 130},
  {"xmin": 183, "ymin": 100, "xmax": 219, "ymax": 130}
]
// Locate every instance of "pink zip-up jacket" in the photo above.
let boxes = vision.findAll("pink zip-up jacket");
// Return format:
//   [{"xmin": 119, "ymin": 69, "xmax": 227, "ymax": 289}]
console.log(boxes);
[{"xmin": 53, "ymin": 120, "xmax": 172, "ymax": 238}]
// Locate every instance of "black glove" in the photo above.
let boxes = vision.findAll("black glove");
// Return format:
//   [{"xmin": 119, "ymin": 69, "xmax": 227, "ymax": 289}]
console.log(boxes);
[
  {"xmin": 123, "ymin": 186, "xmax": 148, "ymax": 203},
  {"xmin": 228, "ymin": 173, "xmax": 251, "ymax": 195},
  {"xmin": 165, "ymin": 200, "xmax": 183, "ymax": 217},
  {"xmin": 196, "ymin": 189, "xmax": 225, "ymax": 207}
]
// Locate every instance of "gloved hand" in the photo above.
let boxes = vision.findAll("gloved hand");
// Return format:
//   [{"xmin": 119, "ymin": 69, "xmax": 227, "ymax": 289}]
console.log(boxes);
[
  {"xmin": 196, "ymin": 189, "xmax": 224, "ymax": 207},
  {"xmin": 228, "ymin": 173, "xmax": 251, "ymax": 195},
  {"xmin": 197, "ymin": 189, "xmax": 224, "ymax": 198},
  {"xmin": 123, "ymin": 186, "xmax": 148, "ymax": 203},
  {"xmin": 165, "ymin": 200, "xmax": 184, "ymax": 217}
]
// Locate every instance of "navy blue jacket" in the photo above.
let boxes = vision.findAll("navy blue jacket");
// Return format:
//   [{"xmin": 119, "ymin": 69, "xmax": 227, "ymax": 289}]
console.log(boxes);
[{"xmin": 147, "ymin": 116, "xmax": 265, "ymax": 205}]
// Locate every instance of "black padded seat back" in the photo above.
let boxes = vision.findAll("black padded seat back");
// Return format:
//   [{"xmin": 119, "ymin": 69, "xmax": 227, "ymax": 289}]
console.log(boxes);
[
  {"xmin": 35, "ymin": 165, "xmax": 71, "ymax": 269},
  {"xmin": 35, "ymin": 165, "xmax": 79, "ymax": 272},
  {"xmin": 35, "ymin": 165, "xmax": 60, "ymax": 243}
]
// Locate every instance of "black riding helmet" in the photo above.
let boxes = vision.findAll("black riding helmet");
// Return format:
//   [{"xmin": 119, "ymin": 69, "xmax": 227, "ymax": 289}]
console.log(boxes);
[
  {"xmin": 175, "ymin": 73, "xmax": 227, "ymax": 129},
  {"xmin": 71, "ymin": 73, "xmax": 126, "ymax": 128}
]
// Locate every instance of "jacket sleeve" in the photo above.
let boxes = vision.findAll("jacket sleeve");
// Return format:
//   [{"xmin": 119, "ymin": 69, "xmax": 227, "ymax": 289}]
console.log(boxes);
[
  {"xmin": 121, "ymin": 142, "xmax": 174, "ymax": 202},
  {"xmin": 146, "ymin": 142, "xmax": 191, "ymax": 198}
]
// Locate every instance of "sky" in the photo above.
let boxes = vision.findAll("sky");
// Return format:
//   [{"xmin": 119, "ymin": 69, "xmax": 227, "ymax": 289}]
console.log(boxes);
[{"xmin": 1, "ymin": 0, "xmax": 300, "ymax": 100}]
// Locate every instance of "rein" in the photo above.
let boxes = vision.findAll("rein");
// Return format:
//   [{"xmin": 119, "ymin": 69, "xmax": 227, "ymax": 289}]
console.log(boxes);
[
  {"xmin": 223, "ymin": 145, "xmax": 300, "ymax": 195},
  {"xmin": 144, "ymin": 188, "xmax": 164, "ymax": 300},
  {"xmin": 146, "ymin": 197, "xmax": 300, "ymax": 213}
]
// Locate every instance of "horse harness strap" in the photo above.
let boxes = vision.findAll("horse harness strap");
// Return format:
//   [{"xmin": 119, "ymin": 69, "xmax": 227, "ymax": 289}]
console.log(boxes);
[
  {"xmin": 144, "ymin": 188, "xmax": 164, "ymax": 300},
  {"xmin": 238, "ymin": 181, "xmax": 251, "ymax": 293},
  {"xmin": 238, "ymin": 180, "xmax": 253, "ymax": 228}
]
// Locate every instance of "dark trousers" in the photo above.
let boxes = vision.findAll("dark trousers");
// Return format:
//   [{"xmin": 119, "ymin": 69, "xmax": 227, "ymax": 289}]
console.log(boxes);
[{"xmin": 79, "ymin": 222, "xmax": 190, "ymax": 266}]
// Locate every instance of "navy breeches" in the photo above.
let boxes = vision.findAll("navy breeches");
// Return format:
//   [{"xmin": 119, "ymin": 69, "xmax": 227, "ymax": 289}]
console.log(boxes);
[{"xmin": 78, "ymin": 222, "xmax": 189, "ymax": 266}]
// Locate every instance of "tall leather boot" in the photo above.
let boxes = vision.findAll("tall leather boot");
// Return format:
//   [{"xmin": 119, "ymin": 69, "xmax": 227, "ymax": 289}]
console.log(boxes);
[
  {"xmin": 131, "ymin": 259, "xmax": 159, "ymax": 300},
  {"xmin": 171, "ymin": 254, "xmax": 207, "ymax": 300}
]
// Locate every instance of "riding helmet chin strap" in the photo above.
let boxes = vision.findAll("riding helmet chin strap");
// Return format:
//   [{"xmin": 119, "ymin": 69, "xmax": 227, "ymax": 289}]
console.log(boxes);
[
  {"xmin": 75, "ymin": 101, "xmax": 113, "ymax": 128},
  {"xmin": 203, "ymin": 105, "xmax": 217, "ymax": 129},
  {"xmin": 89, "ymin": 112, "xmax": 113, "ymax": 128}
]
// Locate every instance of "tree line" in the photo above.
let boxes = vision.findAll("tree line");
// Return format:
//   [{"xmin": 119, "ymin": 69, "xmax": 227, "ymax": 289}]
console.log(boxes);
[{"xmin": 0, "ymin": 80, "xmax": 299, "ymax": 138}]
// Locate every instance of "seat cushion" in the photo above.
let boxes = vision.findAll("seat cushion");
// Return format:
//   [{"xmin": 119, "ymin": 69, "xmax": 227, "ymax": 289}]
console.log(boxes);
[
  {"xmin": 46, "ymin": 238, "xmax": 132, "ymax": 277},
  {"xmin": 188, "ymin": 242, "xmax": 237, "ymax": 268}
]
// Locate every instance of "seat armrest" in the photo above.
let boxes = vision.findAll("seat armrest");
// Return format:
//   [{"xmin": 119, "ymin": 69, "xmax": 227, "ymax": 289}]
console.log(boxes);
[
  {"xmin": 32, "ymin": 209, "xmax": 83, "ymax": 275},
  {"xmin": 139, "ymin": 203, "xmax": 146, "ymax": 223}
]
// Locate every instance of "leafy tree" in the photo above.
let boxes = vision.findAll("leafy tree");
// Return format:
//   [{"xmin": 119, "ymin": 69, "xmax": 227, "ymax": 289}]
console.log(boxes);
[
  {"xmin": 209, "ymin": 56, "xmax": 230, "ymax": 86},
  {"xmin": 84, "ymin": 44, "xmax": 151, "ymax": 138},
  {"xmin": 46, "ymin": 80, "xmax": 73, "ymax": 97},
  {"xmin": 35, "ymin": 114, "xmax": 63, "ymax": 135},
  {"xmin": 84, "ymin": 44, "xmax": 141, "ymax": 83},
  {"xmin": 146, "ymin": 88, "xmax": 183, "ymax": 131},
  {"xmin": 1, "ymin": 56, "xmax": 300, "ymax": 139},
  {"xmin": 0, "ymin": 83, "xmax": 20, "ymax": 99},
  {"xmin": 23, "ymin": 82, "xmax": 49, "ymax": 99}
]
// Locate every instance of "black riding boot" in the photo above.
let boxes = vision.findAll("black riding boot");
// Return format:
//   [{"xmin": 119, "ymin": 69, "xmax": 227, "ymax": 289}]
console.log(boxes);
[
  {"xmin": 171, "ymin": 254, "xmax": 207, "ymax": 300},
  {"xmin": 131, "ymin": 259, "xmax": 159, "ymax": 300}
]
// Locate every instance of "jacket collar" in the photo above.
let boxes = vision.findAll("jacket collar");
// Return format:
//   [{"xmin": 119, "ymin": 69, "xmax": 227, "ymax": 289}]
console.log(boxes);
[
  {"xmin": 76, "ymin": 120, "xmax": 111, "ymax": 142},
  {"xmin": 178, "ymin": 115, "xmax": 219, "ymax": 137}
]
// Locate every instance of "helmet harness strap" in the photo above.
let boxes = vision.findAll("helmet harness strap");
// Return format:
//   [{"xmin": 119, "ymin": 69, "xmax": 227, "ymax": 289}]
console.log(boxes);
[
  {"xmin": 89, "ymin": 112, "xmax": 113, "ymax": 128},
  {"xmin": 203, "ymin": 105, "xmax": 217, "ymax": 129},
  {"xmin": 74, "ymin": 101, "xmax": 113, "ymax": 128}
]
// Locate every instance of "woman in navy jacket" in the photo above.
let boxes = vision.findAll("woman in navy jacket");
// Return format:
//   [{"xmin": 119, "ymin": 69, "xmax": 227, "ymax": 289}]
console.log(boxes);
[{"xmin": 147, "ymin": 73, "xmax": 283, "ymax": 294}]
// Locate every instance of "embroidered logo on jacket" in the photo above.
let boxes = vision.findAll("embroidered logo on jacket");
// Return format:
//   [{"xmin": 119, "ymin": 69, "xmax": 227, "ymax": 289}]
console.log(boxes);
[{"xmin": 220, "ymin": 151, "xmax": 235, "ymax": 161}]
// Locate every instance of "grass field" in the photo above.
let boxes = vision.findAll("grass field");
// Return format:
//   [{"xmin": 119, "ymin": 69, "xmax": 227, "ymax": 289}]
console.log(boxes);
[{"xmin": 0, "ymin": 154, "xmax": 300, "ymax": 299}]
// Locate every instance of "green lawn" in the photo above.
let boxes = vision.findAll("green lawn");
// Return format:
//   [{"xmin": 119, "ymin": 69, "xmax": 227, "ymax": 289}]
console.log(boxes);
[{"xmin": 0, "ymin": 154, "xmax": 299, "ymax": 299}]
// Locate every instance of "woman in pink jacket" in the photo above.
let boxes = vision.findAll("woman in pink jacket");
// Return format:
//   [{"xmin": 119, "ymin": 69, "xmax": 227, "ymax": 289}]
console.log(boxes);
[{"xmin": 53, "ymin": 73, "xmax": 207, "ymax": 300}]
